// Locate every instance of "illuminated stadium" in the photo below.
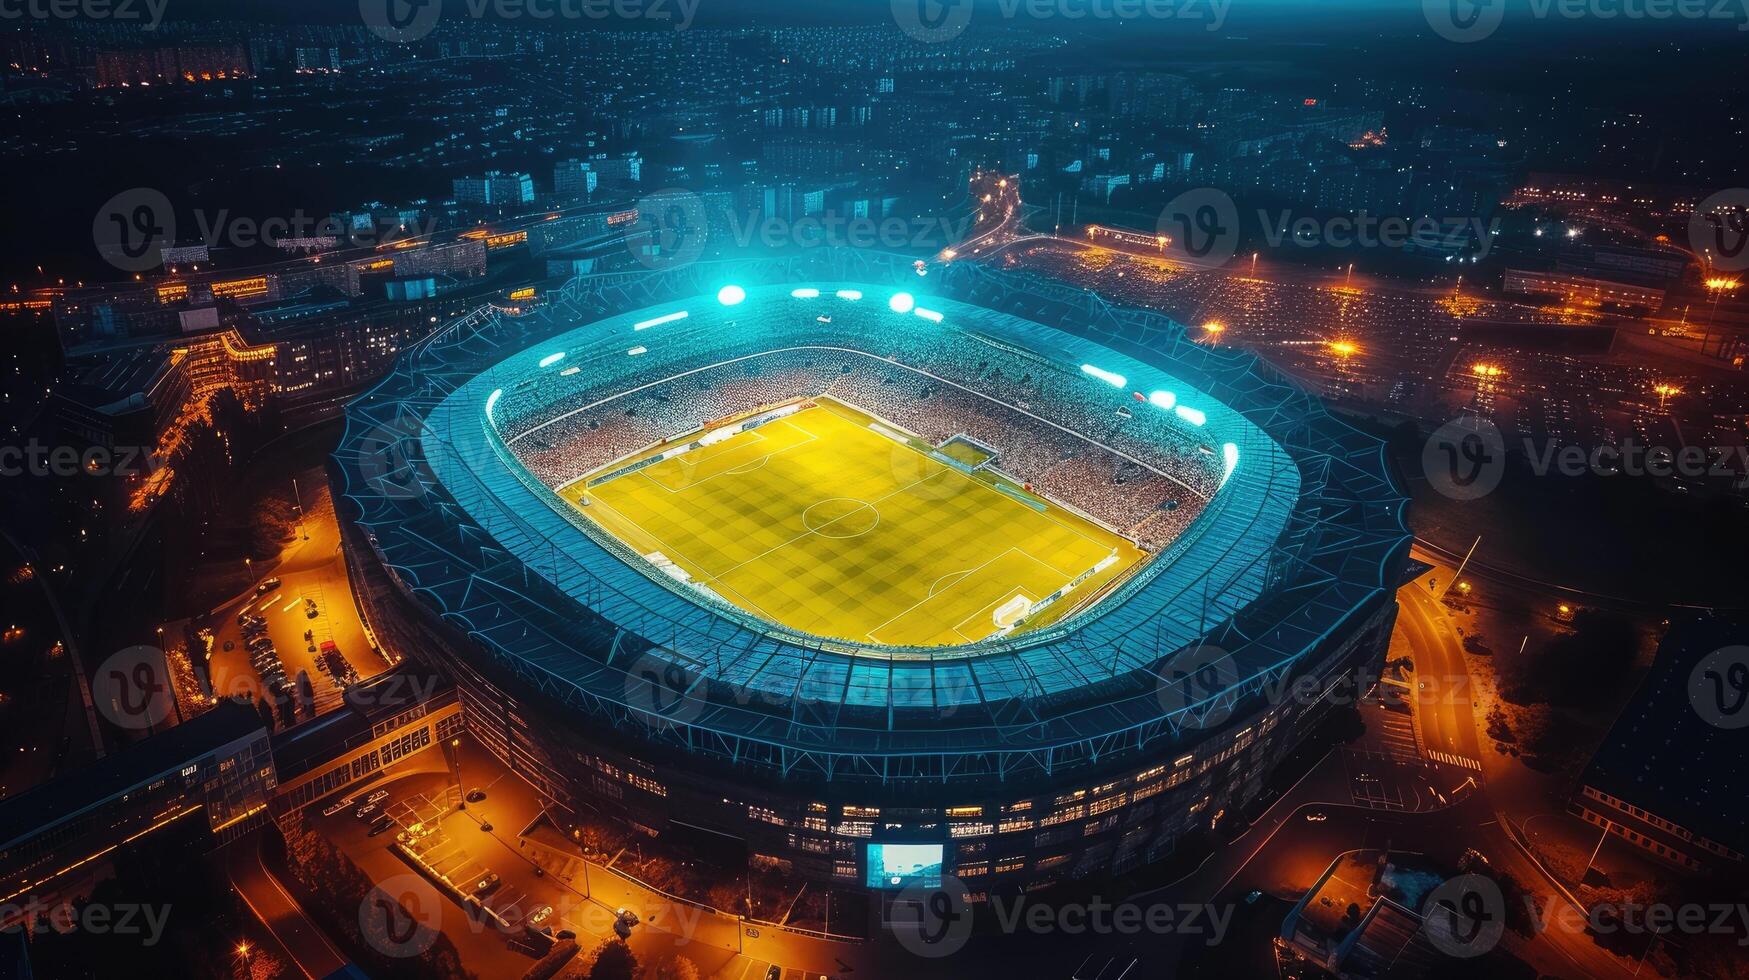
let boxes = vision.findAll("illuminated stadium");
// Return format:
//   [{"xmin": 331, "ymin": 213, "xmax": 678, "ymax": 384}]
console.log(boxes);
[{"xmin": 334, "ymin": 249, "xmax": 1412, "ymax": 893}]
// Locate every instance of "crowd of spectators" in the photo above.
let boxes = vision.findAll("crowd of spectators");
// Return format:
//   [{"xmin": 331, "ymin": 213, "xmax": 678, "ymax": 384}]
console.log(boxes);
[{"xmin": 500, "ymin": 295, "xmax": 1224, "ymax": 548}]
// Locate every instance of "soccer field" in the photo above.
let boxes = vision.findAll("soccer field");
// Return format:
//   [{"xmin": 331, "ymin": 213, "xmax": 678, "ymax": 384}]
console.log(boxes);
[{"xmin": 558, "ymin": 398, "xmax": 1145, "ymax": 647}]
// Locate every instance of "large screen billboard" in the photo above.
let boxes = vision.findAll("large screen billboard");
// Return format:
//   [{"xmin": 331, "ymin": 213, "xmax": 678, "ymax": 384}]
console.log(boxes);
[{"xmin": 866, "ymin": 842, "xmax": 944, "ymax": 889}]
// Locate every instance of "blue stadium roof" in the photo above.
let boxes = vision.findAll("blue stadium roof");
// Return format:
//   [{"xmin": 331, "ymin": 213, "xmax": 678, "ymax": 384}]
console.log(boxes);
[{"xmin": 335, "ymin": 250, "xmax": 1411, "ymax": 785}]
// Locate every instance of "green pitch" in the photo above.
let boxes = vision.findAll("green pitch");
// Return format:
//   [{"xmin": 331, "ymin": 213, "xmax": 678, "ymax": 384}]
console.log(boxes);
[{"xmin": 560, "ymin": 397, "xmax": 1144, "ymax": 647}]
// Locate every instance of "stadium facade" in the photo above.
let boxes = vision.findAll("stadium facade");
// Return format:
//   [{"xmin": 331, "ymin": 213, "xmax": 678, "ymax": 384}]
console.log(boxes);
[{"xmin": 333, "ymin": 249, "xmax": 1412, "ymax": 895}]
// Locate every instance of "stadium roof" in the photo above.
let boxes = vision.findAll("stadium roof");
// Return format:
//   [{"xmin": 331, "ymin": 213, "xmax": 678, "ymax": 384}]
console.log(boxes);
[{"xmin": 335, "ymin": 249, "xmax": 1411, "ymax": 785}]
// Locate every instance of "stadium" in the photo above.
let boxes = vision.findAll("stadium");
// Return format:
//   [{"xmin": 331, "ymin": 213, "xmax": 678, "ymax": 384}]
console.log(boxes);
[{"xmin": 334, "ymin": 249, "xmax": 1412, "ymax": 897}]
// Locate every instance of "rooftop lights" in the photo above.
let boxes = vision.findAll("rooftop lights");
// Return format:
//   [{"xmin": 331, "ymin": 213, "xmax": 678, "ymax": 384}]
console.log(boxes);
[
  {"xmin": 633, "ymin": 310, "xmax": 688, "ymax": 330},
  {"xmin": 1081, "ymin": 364, "xmax": 1126, "ymax": 388}
]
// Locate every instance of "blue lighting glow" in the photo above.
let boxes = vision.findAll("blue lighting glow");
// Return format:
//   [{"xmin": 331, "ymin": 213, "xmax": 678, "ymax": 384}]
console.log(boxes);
[
  {"xmin": 835, "ymin": 289, "xmax": 863, "ymax": 300},
  {"xmin": 633, "ymin": 310, "xmax": 688, "ymax": 331},
  {"xmin": 791, "ymin": 287, "xmax": 821, "ymax": 299},
  {"xmin": 888, "ymin": 292, "xmax": 915, "ymax": 313},
  {"xmin": 1148, "ymin": 390, "xmax": 1176, "ymax": 410},
  {"xmin": 914, "ymin": 307, "xmax": 944, "ymax": 323},
  {"xmin": 485, "ymin": 388, "xmax": 502, "ymax": 420},
  {"xmin": 1081, "ymin": 364, "xmax": 1127, "ymax": 388},
  {"xmin": 717, "ymin": 284, "xmax": 746, "ymax": 306},
  {"xmin": 1222, "ymin": 443, "xmax": 1240, "ymax": 486},
  {"xmin": 538, "ymin": 351, "xmax": 566, "ymax": 368},
  {"xmin": 1175, "ymin": 405, "xmax": 1207, "ymax": 426}
]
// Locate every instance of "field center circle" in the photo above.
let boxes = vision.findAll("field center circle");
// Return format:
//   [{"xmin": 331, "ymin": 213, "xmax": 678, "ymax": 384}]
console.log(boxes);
[{"xmin": 802, "ymin": 497, "xmax": 880, "ymax": 537}]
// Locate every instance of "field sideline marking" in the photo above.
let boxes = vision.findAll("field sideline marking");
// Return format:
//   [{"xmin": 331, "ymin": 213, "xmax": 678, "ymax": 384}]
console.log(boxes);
[
  {"xmin": 635, "ymin": 420, "xmax": 817, "ymax": 493},
  {"xmin": 581, "ymin": 494, "xmax": 785, "ymax": 622}
]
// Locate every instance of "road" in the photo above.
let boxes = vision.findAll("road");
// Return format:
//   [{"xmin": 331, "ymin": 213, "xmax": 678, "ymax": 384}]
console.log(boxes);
[
  {"xmin": 226, "ymin": 831, "xmax": 351, "ymax": 979},
  {"xmin": 1397, "ymin": 556, "xmax": 1487, "ymax": 772}
]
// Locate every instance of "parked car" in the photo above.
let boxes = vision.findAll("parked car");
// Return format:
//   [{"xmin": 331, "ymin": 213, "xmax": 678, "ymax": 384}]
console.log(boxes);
[
  {"xmin": 366, "ymin": 789, "xmax": 389, "ymax": 804},
  {"xmin": 368, "ymin": 817, "xmax": 395, "ymax": 837},
  {"xmin": 528, "ymin": 906, "xmax": 554, "ymax": 927},
  {"xmin": 354, "ymin": 802, "xmax": 378, "ymax": 820},
  {"xmin": 473, "ymin": 873, "xmax": 501, "ymax": 896},
  {"xmin": 255, "ymin": 577, "xmax": 281, "ymax": 595},
  {"xmin": 321, "ymin": 796, "xmax": 353, "ymax": 817}
]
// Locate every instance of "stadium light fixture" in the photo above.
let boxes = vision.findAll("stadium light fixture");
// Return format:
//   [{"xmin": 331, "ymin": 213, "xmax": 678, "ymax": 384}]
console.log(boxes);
[
  {"xmin": 914, "ymin": 307, "xmax": 944, "ymax": 323},
  {"xmin": 889, "ymin": 292, "xmax": 916, "ymax": 313},
  {"xmin": 835, "ymin": 289, "xmax": 863, "ymax": 300},
  {"xmin": 791, "ymin": 287, "xmax": 821, "ymax": 299},
  {"xmin": 1221, "ymin": 443, "xmax": 1239, "ymax": 486},
  {"xmin": 485, "ymin": 388, "xmax": 502, "ymax": 421},
  {"xmin": 717, "ymin": 284, "xmax": 746, "ymax": 306},
  {"xmin": 538, "ymin": 351, "xmax": 566, "ymax": 368},
  {"xmin": 1147, "ymin": 390, "xmax": 1176, "ymax": 410},
  {"xmin": 1175, "ymin": 405, "xmax": 1207, "ymax": 426},
  {"xmin": 1080, "ymin": 364, "xmax": 1126, "ymax": 388},
  {"xmin": 633, "ymin": 310, "xmax": 688, "ymax": 330}
]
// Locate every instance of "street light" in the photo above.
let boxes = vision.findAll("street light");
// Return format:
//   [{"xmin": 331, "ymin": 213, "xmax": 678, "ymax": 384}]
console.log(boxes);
[
  {"xmin": 449, "ymin": 737, "xmax": 465, "ymax": 809},
  {"xmin": 1701, "ymin": 276, "xmax": 1738, "ymax": 357}
]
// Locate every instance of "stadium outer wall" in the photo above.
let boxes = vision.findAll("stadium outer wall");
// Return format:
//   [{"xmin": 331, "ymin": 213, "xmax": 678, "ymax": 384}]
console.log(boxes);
[{"xmin": 333, "ymin": 250, "xmax": 1412, "ymax": 899}]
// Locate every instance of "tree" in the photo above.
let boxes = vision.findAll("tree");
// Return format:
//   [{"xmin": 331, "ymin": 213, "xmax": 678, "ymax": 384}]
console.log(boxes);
[
  {"xmin": 649, "ymin": 955, "xmax": 700, "ymax": 980},
  {"xmin": 587, "ymin": 939, "xmax": 639, "ymax": 980}
]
